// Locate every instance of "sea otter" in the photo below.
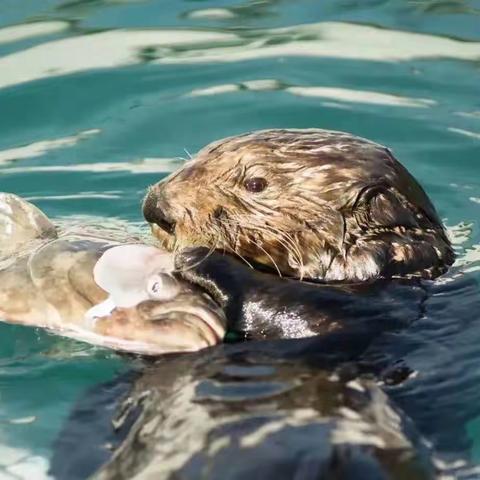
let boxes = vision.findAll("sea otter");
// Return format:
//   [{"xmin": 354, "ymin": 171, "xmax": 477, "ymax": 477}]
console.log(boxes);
[
  {"xmin": 142, "ymin": 129, "xmax": 454, "ymax": 339},
  {"xmin": 143, "ymin": 129, "xmax": 454, "ymax": 282}
]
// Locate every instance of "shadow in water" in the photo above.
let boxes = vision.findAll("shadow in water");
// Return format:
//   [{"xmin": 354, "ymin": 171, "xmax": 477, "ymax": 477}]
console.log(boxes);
[
  {"xmin": 50, "ymin": 271, "xmax": 480, "ymax": 479},
  {"xmin": 51, "ymin": 340, "xmax": 435, "ymax": 480}
]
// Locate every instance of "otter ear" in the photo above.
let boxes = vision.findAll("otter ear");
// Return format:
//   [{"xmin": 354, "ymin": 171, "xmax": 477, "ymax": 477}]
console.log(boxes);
[
  {"xmin": 353, "ymin": 186, "xmax": 454, "ymax": 278},
  {"xmin": 355, "ymin": 186, "xmax": 421, "ymax": 230}
]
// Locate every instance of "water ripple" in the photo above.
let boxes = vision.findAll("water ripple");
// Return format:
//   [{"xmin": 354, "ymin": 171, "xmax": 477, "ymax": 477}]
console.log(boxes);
[{"xmin": 0, "ymin": 22, "xmax": 479, "ymax": 91}]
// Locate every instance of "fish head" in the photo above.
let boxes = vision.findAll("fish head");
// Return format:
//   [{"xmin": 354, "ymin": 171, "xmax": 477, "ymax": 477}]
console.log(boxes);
[{"xmin": 86, "ymin": 244, "xmax": 226, "ymax": 354}]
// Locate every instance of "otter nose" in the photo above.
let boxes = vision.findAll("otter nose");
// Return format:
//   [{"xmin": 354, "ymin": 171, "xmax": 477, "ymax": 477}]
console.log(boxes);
[{"xmin": 143, "ymin": 189, "xmax": 176, "ymax": 235}]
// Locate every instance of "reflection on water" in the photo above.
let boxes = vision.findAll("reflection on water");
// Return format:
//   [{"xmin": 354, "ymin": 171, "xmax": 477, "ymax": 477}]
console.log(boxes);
[
  {"xmin": 187, "ymin": 80, "xmax": 438, "ymax": 108},
  {"xmin": 449, "ymin": 127, "xmax": 480, "ymax": 140},
  {"xmin": 0, "ymin": 21, "xmax": 69, "ymax": 45},
  {"xmin": 1, "ymin": 21, "xmax": 479, "ymax": 91},
  {"xmin": 0, "ymin": 0, "xmax": 480, "ymax": 478},
  {"xmin": 0, "ymin": 129, "xmax": 99, "ymax": 164},
  {"xmin": 53, "ymin": 347, "xmax": 438, "ymax": 480},
  {"xmin": 1, "ymin": 158, "xmax": 179, "ymax": 174},
  {"xmin": 183, "ymin": 0, "xmax": 284, "ymax": 21},
  {"xmin": 415, "ymin": 0, "xmax": 480, "ymax": 15}
]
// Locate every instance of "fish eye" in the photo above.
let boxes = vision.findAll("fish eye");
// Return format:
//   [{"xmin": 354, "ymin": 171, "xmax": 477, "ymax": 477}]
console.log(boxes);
[
  {"xmin": 150, "ymin": 281, "xmax": 161, "ymax": 294},
  {"xmin": 147, "ymin": 275, "xmax": 164, "ymax": 297},
  {"xmin": 147, "ymin": 274, "xmax": 180, "ymax": 301},
  {"xmin": 244, "ymin": 177, "xmax": 267, "ymax": 193}
]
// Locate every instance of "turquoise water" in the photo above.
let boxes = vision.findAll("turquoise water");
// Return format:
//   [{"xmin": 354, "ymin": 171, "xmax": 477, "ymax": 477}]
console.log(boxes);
[{"xmin": 0, "ymin": 0, "xmax": 479, "ymax": 477}]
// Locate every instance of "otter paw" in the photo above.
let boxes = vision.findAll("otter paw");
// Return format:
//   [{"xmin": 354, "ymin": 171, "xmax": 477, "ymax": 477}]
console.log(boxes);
[{"xmin": 174, "ymin": 247, "xmax": 211, "ymax": 271}]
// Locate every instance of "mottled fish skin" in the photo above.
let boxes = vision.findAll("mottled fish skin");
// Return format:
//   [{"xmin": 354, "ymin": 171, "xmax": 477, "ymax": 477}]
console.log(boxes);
[{"xmin": 0, "ymin": 192, "xmax": 57, "ymax": 258}]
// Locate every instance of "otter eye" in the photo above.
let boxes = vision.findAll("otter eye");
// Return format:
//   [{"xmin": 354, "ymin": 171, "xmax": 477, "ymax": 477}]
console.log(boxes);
[{"xmin": 244, "ymin": 177, "xmax": 267, "ymax": 193}]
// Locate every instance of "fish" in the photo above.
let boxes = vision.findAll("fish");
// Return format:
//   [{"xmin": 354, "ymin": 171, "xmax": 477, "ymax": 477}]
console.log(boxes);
[{"xmin": 0, "ymin": 193, "xmax": 226, "ymax": 355}]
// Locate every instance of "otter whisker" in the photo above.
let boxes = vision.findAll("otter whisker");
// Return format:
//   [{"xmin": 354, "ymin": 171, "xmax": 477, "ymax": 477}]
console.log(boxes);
[
  {"xmin": 260, "ymin": 226, "xmax": 304, "ymax": 277},
  {"xmin": 173, "ymin": 229, "xmax": 220, "ymax": 274},
  {"xmin": 227, "ymin": 244, "xmax": 254, "ymax": 270},
  {"xmin": 248, "ymin": 221, "xmax": 304, "ymax": 273},
  {"xmin": 230, "ymin": 194, "xmax": 274, "ymax": 217},
  {"xmin": 265, "ymin": 225, "xmax": 304, "ymax": 266},
  {"xmin": 221, "ymin": 214, "xmax": 296, "ymax": 276},
  {"xmin": 218, "ymin": 215, "xmax": 243, "ymax": 255},
  {"xmin": 174, "ymin": 246, "xmax": 216, "ymax": 274},
  {"xmin": 253, "ymin": 240, "xmax": 283, "ymax": 277},
  {"xmin": 214, "ymin": 216, "xmax": 257, "ymax": 270},
  {"xmin": 226, "ymin": 211, "xmax": 300, "ymax": 260}
]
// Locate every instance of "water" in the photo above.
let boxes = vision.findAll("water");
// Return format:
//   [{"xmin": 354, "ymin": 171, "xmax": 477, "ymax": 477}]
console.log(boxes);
[{"xmin": 0, "ymin": 0, "xmax": 479, "ymax": 477}]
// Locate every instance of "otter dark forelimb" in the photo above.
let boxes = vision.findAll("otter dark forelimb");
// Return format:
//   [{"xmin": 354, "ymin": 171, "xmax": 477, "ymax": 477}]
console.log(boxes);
[
  {"xmin": 145, "ymin": 129, "xmax": 454, "ymax": 282},
  {"xmin": 176, "ymin": 247, "xmax": 426, "ymax": 341}
]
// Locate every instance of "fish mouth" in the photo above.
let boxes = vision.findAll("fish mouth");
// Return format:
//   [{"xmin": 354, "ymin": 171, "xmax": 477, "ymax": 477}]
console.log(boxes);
[
  {"xmin": 146, "ymin": 299, "xmax": 226, "ymax": 346},
  {"xmin": 156, "ymin": 313, "xmax": 222, "ymax": 349},
  {"xmin": 92, "ymin": 299, "xmax": 226, "ymax": 355}
]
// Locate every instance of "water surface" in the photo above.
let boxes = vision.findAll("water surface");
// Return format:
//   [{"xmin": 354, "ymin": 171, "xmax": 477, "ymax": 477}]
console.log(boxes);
[{"xmin": 0, "ymin": 0, "xmax": 480, "ymax": 478}]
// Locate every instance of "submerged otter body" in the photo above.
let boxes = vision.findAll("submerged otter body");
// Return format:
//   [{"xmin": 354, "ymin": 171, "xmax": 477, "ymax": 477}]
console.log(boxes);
[
  {"xmin": 144, "ymin": 129, "xmax": 454, "ymax": 283},
  {"xmin": 88, "ymin": 349, "xmax": 435, "ymax": 480}
]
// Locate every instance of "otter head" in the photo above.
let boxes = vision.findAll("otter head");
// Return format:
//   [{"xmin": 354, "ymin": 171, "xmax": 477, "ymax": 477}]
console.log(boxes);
[{"xmin": 143, "ymin": 129, "xmax": 454, "ymax": 282}]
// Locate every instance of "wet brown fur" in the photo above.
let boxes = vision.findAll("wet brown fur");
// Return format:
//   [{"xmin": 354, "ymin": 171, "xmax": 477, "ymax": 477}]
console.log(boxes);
[{"xmin": 144, "ymin": 129, "xmax": 454, "ymax": 282}]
